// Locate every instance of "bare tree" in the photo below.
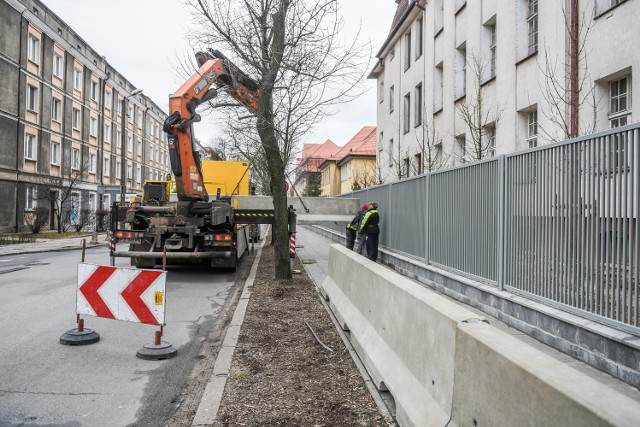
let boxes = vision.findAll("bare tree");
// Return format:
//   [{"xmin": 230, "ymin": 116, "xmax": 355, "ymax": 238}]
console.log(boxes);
[
  {"xmin": 37, "ymin": 158, "xmax": 91, "ymax": 233},
  {"xmin": 413, "ymin": 116, "xmax": 448, "ymax": 174},
  {"xmin": 457, "ymin": 53, "xmax": 505, "ymax": 161},
  {"xmin": 350, "ymin": 161, "xmax": 376, "ymax": 191},
  {"xmin": 537, "ymin": 0, "xmax": 599, "ymax": 141},
  {"xmin": 185, "ymin": 0, "xmax": 369, "ymax": 279}
]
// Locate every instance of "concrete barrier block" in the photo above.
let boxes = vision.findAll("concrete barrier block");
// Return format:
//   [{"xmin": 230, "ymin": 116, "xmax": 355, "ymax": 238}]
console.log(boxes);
[
  {"xmin": 322, "ymin": 244, "xmax": 482, "ymax": 427},
  {"xmin": 452, "ymin": 322, "xmax": 640, "ymax": 427}
]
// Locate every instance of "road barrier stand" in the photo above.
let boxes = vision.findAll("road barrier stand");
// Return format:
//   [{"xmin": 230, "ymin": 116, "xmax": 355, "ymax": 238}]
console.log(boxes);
[
  {"xmin": 60, "ymin": 239, "xmax": 100, "ymax": 345},
  {"xmin": 60, "ymin": 240, "xmax": 177, "ymax": 360},
  {"xmin": 137, "ymin": 247, "xmax": 177, "ymax": 360}
]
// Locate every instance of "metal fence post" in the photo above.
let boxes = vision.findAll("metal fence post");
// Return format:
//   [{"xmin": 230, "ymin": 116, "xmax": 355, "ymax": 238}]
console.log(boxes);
[
  {"xmin": 424, "ymin": 174, "xmax": 430, "ymax": 263},
  {"xmin": 497, "ymin": 155, "xmax": 506, "ymax": 291}
]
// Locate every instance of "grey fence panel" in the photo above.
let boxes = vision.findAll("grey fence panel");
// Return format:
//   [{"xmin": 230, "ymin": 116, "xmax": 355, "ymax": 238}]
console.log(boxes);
[
  {"xmin": 504, "ymin": 125, "xmax": 640, "ymax": 328},
  {"xmin": 319, "ymin": 123, "xmax": 639, "ymax": 330},
  {"xmin": 428, "ymin": 159, "xmax": 500, "ymax": 283},
  {"xmin": 388, "ymin": 176, "xmax": 427, "ymax": 258}
]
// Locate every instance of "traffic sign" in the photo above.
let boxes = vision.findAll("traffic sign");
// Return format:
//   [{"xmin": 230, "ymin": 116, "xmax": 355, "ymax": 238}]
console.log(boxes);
[{"xmin": 76, "ymin": 264, "xmax": 166, "ymax": 325}]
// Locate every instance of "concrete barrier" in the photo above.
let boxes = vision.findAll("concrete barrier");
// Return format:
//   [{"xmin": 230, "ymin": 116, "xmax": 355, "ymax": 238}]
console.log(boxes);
[{"xmin": 321, "ymin": 244, "xmax": 640, "ymax": 427}]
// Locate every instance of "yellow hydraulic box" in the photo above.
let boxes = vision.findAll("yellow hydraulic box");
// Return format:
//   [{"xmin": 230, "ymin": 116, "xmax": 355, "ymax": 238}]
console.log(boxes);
[{"xmin": 201, "ymin": 161, "xmax": 250, "ymax": 196}]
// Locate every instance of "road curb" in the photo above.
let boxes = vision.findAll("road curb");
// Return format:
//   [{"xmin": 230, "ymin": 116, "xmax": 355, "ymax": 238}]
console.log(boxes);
[
  {"xmin": 191, "ymin": 238, "xmax": 266, "ymax": 426},
  {"xmin": 0, "ymin": 242, "xmax": 108, "ymax": 257}
]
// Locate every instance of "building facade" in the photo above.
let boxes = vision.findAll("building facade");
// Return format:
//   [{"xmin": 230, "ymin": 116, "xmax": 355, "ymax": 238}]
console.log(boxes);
[
  {"xmin": 370, "ymin": 0, "xmax": 639, "ymax": 183},
  {"xmin": 319, "ymin": 126, "xmax": 377, "ymax": 196},
  {"xmin": 0, "ymin": 0, "xmax": 170, "ymax": 232}
]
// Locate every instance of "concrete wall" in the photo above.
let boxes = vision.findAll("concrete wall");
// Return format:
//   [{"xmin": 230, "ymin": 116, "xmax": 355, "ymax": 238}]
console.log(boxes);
[{"xmin": 321, "ymin": 243, "xmax": 640, "ymax": 427}]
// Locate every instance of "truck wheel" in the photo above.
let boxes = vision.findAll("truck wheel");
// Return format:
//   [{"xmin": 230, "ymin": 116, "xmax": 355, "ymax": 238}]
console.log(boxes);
[{"xmin": 229, "ymin": 249, "xmax": 238, "ymax": 272}]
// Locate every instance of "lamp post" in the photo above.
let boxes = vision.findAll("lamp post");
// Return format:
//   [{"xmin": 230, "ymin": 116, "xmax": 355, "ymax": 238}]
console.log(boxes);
[{"xmin": 120, "ymin": 88, "xmax": 143, "ymax": 204}]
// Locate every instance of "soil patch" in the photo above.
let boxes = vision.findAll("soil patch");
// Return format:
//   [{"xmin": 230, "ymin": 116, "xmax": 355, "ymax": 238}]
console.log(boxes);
[{"xmin": 214, "ymin": 239, "xmax": 388, "ymax": 426}]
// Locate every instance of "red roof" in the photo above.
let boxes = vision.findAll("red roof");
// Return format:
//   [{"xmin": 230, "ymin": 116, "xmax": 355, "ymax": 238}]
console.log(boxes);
[
  {"xmin": 300, "ymin": 139, "xmax": 340, "ymax": 173},
  {"xmin": 332, "ymin": 126, "xmax": 377, "ymax": 161}
]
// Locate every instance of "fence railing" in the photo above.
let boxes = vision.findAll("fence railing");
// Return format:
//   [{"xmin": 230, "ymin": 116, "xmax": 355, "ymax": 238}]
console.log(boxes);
[{"xmin": 329, "ymin": 123, "xmax": 640, "ymax": 333}]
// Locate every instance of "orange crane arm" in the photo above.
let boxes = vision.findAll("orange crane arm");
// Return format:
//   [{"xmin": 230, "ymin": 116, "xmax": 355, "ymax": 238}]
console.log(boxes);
[{"xmin": 163, "ymin": 50, "xmax": 258, "ymax": 202}]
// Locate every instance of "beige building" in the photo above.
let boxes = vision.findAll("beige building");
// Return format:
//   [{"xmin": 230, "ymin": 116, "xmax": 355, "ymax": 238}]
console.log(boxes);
[{"xmin": 319, "ymin": 126, "xmax": 377, "ymax": 196}]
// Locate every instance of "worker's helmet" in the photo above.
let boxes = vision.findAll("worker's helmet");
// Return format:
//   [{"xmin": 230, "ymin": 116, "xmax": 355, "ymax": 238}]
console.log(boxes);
[{"xmin": 361, "ymin": 203, "xmax": 368, "ymax": 210}]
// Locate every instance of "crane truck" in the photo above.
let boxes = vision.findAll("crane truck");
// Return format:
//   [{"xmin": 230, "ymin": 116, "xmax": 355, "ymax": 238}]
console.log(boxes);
[{"xmin": 111, "ymin": 50, "xmax": 267, "ymax": 271}]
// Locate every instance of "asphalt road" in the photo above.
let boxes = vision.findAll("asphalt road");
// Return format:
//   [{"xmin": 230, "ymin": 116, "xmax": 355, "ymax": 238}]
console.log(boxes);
[{"xmin": 0, "ymin": 245, "xmax": 240, "ymax": 426}]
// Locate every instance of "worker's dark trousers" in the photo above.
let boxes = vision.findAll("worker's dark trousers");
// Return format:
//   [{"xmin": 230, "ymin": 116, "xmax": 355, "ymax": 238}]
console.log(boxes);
[
  {"xmin": 346, "ymin": 227, "xmax": 356, "ymax": 250},
  {"xmin": 365, "ymin": 232, "xmax": 379, "ymax": 262}
]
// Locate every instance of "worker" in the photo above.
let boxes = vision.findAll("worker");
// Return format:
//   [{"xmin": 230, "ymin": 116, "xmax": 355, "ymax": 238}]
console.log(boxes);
[
  {"xmin": 167, "ymin": 173, "xmax": 177, "ymax": 194},
  {"xmin": 359, "ymin": 201, "xmax": 380, "ymax": 262},
  {"xmin": 346, "ymin": 203, "xmax": 368, "ymax": 251}
]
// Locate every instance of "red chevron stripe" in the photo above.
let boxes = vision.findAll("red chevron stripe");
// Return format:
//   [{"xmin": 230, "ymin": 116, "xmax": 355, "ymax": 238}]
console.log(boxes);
[
  {"xmin": 121, "ymin": 270, "xmax": 163, "ymax": 325},
  {"xmin": 79, "ymin": 266, "xmax": 116, "ymax": 319}
]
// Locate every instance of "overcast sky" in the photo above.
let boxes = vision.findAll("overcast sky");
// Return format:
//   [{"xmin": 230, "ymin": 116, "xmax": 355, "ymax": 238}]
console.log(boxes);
[{"xmin": 42, "ymin": 0, "xmax": 397, "ymax": 151}]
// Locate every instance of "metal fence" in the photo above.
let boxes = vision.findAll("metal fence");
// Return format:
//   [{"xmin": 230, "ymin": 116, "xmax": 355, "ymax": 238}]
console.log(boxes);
[{"xmin": 327, "ymin": 123, "xmax": 640, "ymax": 332}]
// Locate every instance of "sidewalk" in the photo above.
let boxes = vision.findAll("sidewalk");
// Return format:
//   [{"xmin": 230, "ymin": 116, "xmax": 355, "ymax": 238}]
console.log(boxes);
[
  {"xmin": 295, "ymin": 225, "xmax": 332, "ymax": 286},
  {"xmin": 0, "ymin": 232, "xmax": 108, "ymax": 256}
]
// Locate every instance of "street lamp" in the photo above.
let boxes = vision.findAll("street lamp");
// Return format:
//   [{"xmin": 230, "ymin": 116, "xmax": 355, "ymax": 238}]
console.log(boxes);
[{"xmin": 120, "ymin": 88, "xmax": 143, "ymax": 204}]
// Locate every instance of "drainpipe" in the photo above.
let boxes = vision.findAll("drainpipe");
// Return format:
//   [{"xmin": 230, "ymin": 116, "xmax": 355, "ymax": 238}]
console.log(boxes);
[
  {"xmin": 569, "ymin": 0, "xmax": 579, "ymax": 137},
  {"xmin": 15, "ymin": 8, "xmax": 27, "ymax": 232}
]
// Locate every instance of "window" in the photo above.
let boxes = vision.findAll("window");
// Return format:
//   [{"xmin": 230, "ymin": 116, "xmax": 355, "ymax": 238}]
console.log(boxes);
[
  {"xmin": 24, "ymin": 133, "xmax": 37, "ymax": 160},
  {"xmin": 105, "ymin": 91, "xmax": 112, "ymax": 109},
  {"xmin": 27, "ymin": 85, "xmax": 38, "ymax": 111},
  {"xmin": 117, "ymin": 98, "xmax": 123, "ymax": 116},
  {"xmin": 489, "ymin": 24, "xmax": 497, "ymax": 78},
  {"xmin": 53, "ymin": 53, "xmax": 63, "ymax": 77},
  {"xmin": 340, "ymin": 162, "xmax": 352, "ymax": 182},
  {"xmin": 128, "ymin": 135, "xmax": 133, "ymax": 152},
  {"xmin": 527, "ymin": 0, "xmax": 538, "ymax": 55},
  {"xmin": 415, "ymin": 17, "xmax": 423, "ymax": 59},
  {"xmin": 104, "ymin": 123, "xmax": 111, "ymax": 142},
  {"xmin": 388, "ymin": 139, "xmax": 394, "ymax": 167},
  {"xmin": 51, "ymin": 98, "xmax": 61, "ymax": 122},
  {"xmin": 89, "ymin": 153, "xmax": 97, "ymax": 173},
  {"xmin": 434, "ymin": 0, "xmax": 444, "ymax": 33},
  {"xmin": 127, "ymin": 163, "xmax": 132, "ymax": 180},
  {"xmin": 51, "ymin": 141, "xmax": 60, "ymax": 165},
  {"xmin": 527, "ymin": 110, "xmax": 538, "ymax": 148},
  {"xmin": 91, "ymin": 81, "xmax": 98, "ymax": 101},
  {"xmin": 74, "ymin": 69, "xmax": 82, "ymax": 90},
  {"xmin": 27, "ymin": 35, "xmax": 39, "ymax": 63},
  {"xmin": 403, "ymin": 93, "xmax": 411, "ymax": 133},
  {"xmin": 456, "ymin": 135, "xmax": 466, "ymax": 165},
  {"xmin": 434, "ymin": 62, "xmax": 443, "ymax": 112},
  {"xmin": 90, "ymin": 117, "xmax": 97, "ymax": 137},
  {"xmin": 137, "ymin": 110, "xmax": 143, "ymax": 129},
  {"xmin": 137, "ymin": 140, "xmax": 142, "ymax": 156},
  {"xmin": 486, "ymin": 126, "xmax": 496, "ymax": 157},
  {"xmin": 456, "ymin": 45, "xmax": 467, "ymax": 99},
  {"xmin": 136, "ymin": 165, "xmax": 141, "ymax": 184},
  {"xmin": 89, "ymin": 194, "xmax": 96, "ymax": 212},
  {"xmin": 609, "ymin": 75, "xmax": 631, "ymax": 127},
  {"xmin": 379, "ymin": 81, "xmax": 384, "ymax": 104},
  {"xmin": 415, "ymin": 153, "xmax": 423, "ymax": 175},
  {"xmin": 389, "ymin": 85, "xmax": 395, "ymax": 113},
  {"xmin": 404, "ymin": 30, "xmax": 412, "ymax": 71},
  {"xmin": 116, "ymin": 129, "xmax": 122, "ymax": 145},
  {"xmin": 127, "ymin": 106, "xmax": 133, "ymax": 122},
  {"xmin": 403, "ymin": 158, "xmax": 410, "ymax": 178},
  {"xmin": 116, "ymin": 160, "xmax": 122, "ymax": 179},
  {"xmin": 414, "ymin": 84, "xmax": 423, "ymax": 126},
  {"xmin": 25, "ymin": 186, "xmax": 36, "ymax": 211},
  {"xmin": 104, "ymin": 157, "xmax": 110, "ymax": 176},
  {"xmin": 72, "ymin": 148, "xmax": 80, "ymax": 170},
  {"xmin": 72, "ymin": 108, "xmax": 80, "ymax": 130}
]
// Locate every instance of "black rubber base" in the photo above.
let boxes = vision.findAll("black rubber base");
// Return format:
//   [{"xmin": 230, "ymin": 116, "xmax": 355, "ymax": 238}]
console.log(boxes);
[
  {"xmin": 60, "ymin": 328, "xmax": 100, "ymax": 345},
  {"xmin": 136, "ymin": 341, "xmax": 178, "ymax": 360}
]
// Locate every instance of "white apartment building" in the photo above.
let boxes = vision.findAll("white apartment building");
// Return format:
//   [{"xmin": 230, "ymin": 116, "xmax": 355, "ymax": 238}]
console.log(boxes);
[{"xmin": 369, "ymin": 0, "xmax": 639, "ymax": 183}]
